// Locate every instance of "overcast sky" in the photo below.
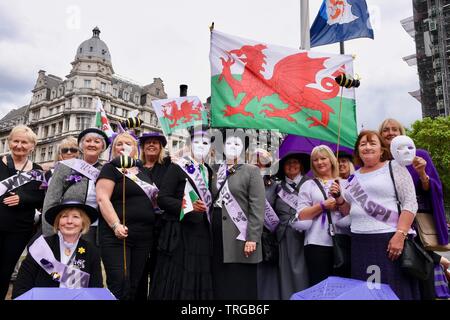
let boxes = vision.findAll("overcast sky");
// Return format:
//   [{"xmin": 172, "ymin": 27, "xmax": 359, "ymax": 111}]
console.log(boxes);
[{"xmin": 0, "ymin": 0, "xmax": 421, "ymax": 131}]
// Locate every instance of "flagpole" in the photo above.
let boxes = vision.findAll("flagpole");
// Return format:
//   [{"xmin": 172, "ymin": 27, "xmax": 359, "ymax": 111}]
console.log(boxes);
[
  {"xmin": 340, "ymin": 41, "xmax": 345, "ymax": 54},
  {"xmin": 335, "ymin": 86, "xmax": 344, "ymax": 161},
  {"xmin": 300, "ymin": 0, "xmax": 310, "ymax": 50}
]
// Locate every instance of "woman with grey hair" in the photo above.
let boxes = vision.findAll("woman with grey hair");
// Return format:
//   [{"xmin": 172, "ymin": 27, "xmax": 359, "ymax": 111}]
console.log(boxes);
[
  {"xmin": 42, "ymin": 128, "xmax": 110, "ymax": 247},
  {"xmin": 0, "ymin": 125, "xmax": 45, "ymax": 299}
]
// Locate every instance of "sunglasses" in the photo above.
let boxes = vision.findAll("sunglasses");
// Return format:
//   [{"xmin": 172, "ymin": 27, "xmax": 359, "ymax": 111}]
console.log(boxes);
[{"xmin": 61, "ymin": 147, "xmax": 79, "ymax": 154}]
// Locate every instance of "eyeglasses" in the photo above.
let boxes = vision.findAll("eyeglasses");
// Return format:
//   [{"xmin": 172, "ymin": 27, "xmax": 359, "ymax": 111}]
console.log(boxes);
[{"xmin": 61, "ymin": 147, "xmax": 79, "ymax": 154}]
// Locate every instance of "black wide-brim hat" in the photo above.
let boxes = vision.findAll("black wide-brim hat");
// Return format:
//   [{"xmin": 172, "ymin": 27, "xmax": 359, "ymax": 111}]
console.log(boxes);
[
  {"xmin": 78, "ymin": 128, "xmax": 110, "ymax": 150},
  {"xmin": 138, "ymin": 132, "xmax": 167, "ymax": 148},
  {"xmin": 337, "ymin": 151, "xmax": 354, "ymax": 162},
  {"xmin": 276, "ymin": 152, "xmax": 311, "ymax": 179},
  {"xmin": 45, "ymin": 201, "xmax": 99, "ymax": 227}
]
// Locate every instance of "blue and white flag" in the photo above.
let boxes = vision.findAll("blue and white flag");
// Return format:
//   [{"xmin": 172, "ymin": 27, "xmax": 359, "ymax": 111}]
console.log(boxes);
[{"xmin": 310, "ymin": 0, "xmax": 374, "ymax": 48}]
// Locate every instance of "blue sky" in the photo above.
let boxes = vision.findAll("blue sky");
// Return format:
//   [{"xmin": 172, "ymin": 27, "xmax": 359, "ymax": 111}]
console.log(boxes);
[{"xmin": 0, "ymin": 0, "xmax": 421, "ymax": 131}]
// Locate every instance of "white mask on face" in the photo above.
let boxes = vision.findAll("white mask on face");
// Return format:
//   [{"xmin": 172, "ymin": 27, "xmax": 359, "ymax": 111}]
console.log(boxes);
[
  {"xmin": 390, "ymin": 135, "xmax": 416, "ymax": 166},
  {"xmin": 191, "ymin": 135, "xmax": 211, "ymax": 162},
  {"xmin": 224, "ymin": 136, "xmax": 244, "ymax": 160}
]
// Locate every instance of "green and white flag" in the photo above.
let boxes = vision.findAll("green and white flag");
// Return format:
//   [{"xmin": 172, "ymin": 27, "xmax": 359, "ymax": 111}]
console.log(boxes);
[
  {"xmin": 210, "ymin": 29, "xmax": 358, "ymax": 148},
  {"xmin": 180, "ymin": 179, "xmax": 200, "ymax": 221},
  {"xmin": 152, "ymin": 96, "xmax": 208, "ymax": 136}
]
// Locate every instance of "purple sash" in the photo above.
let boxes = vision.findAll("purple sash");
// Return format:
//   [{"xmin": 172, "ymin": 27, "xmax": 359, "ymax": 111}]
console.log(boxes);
[
  {"xmin": 0, "ymin": 169, "xmax": 45, "ymax": 197},
  {"xmin": 60, "ymin": 159, "xmax": 100, "ymax": 181},
  {"xmin": 217, "ymin": 164, "xmax": 248, "ymax": 241},
  {"xmin": 177, "ymin": 157, "xmax": 212, "ymax": 221},
  {"xmin": 116, "ymin": 168, "xmax": 159, "ymax": 203},
  {"xmin": 264, "ymin": 199, "xmax": 280, "ymax": 233},
  {"xmin": 277, "ymin": 185, "xmax": 299, "ymax": 211},
  {"xmin": 345, "ymin": 176, "xmax": 400, "ymax": 229},
  {"xmin": 28, "ymin": 236, "xmax": 90, "ymax": 288}
]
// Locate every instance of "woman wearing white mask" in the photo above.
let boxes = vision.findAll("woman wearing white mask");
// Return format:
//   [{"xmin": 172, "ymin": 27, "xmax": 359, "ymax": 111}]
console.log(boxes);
[
  {"xmin": 150, "ymin": 126, "xmax": 214, "ymax": 300},
  {"xmin": 211, "ymin": 129, "xmax": 265, "ymax": 300}
]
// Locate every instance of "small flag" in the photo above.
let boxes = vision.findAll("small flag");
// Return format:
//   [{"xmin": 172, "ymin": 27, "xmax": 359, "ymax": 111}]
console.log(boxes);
[
  {"xmin": 310, "ymin": 0, "xmax": 374, "ymax": 48},
  {"xmin": 95, "ymin": 98, "xmax": 115, "ymax": 139},
  {"xmin": 180, "ymin": 179, "xmax": 199, "ymax": 221},
  {"xmin": 152, "ymin": 96, "xmax": 207, "ymax": 135}
]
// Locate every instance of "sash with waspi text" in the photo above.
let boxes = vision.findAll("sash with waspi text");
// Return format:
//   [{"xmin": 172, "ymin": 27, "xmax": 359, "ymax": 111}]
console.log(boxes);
[
  {"xmin": 28, "ymin": 236, "xmax": 90, "ymax": 289},
  {"xmin": 60, "ymin": 159, "xmax": 100, "ymax": 181},
  {"xmin": 344, "ymin": 175, "xmax": 399, "ymax": 229},
  {"xmin": 264, "ymin": 199, "xmax": 280, "ymax": 233},
  {"xmin": 217, "ymin": 164, "xmax": 248, "ymax": 241},
  {"xmin": 277, "ymin": 183, "xmax": 299, "ymax": 211},
  {"xmin": 0, "ymin": 170, "xmax": 45, "ymax": 197},
  {"xmin": 176, "ymin": 157, "xmax": 213, "ymax": 215},
  {"xmin": 116, "ymin": 168, "xmax": 159, "ymax": 203}
]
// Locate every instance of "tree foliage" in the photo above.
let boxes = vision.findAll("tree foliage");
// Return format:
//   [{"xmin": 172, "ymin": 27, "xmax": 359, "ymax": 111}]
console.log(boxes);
[{"xmin": 407, "ymin": 116, "xmax": 450, "ymax": 210}]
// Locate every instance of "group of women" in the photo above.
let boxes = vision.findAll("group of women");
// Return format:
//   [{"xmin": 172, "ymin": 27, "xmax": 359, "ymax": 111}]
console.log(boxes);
[{"xmin": 0, "ymin": 116, "xmax": 448, "ymax": 301}]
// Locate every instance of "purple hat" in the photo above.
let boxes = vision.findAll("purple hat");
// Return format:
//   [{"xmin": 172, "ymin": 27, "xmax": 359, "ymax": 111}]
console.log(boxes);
[
  {"xmin": 45, "ymin": 200, "xmax": 98, "ymax": 226},
  {"xmin": 138, "ymin": 132, "xmax": 167, "ymax": 148}
]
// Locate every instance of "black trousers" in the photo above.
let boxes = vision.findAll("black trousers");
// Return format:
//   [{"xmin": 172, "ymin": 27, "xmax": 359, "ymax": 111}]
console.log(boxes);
[
  {"xmin": 100, "ymin": 238, "xmax": 151, "ymax": 300},
  {"xmin": 304, "ymin": 244, "xmax": 334, "ymax": 286},
  {"xmin": 0, "ymin": 230, "xmax": 32, "ymax": 299}
]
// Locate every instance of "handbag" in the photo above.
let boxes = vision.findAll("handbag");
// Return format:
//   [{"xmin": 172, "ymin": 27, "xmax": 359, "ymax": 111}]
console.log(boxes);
[
  {"xmin": 261, "ymin": 228, "xmax": 279, "ymax": 264},
  {"xmin": 313, "ymin": 179, "xmax": 351, "ymax": 272},
  {"xmin": 388, "ymin": 161, "xmax": 434, "ymax": 280},
  {"xmin": 415, "ymin": 212, "xmax": 450, "ymax": 251}
]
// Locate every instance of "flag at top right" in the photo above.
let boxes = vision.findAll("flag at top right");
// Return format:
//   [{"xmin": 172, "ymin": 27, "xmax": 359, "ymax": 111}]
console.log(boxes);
[{"xmin": 310, "ymin": 0, "xmax": 374, "ymax": 48}]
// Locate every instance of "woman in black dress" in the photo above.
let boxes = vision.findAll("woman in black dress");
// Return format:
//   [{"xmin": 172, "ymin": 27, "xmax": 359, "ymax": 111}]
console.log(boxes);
[
  {"xmin": 150, "ymin": 127, "xmax": 213, "ymax": 300},
  {"xmin": 0, "ymin": 125, "xmax": 45, "ymax": 299},
  {"xmin": 96, "ymin": 132, "xmax": 157, "ymax": 300}
]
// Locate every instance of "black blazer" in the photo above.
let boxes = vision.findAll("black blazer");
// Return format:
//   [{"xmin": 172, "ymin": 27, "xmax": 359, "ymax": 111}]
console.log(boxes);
[{"xmin": 12, "ymin": 234, "xmax": 103, "ymax": 299}]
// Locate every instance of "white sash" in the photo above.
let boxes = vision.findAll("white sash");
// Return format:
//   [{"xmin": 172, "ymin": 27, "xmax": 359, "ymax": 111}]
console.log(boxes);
[
  {"xmin": 277, "ymin": 184, "xmax": 299, "ymax": 211},
  {"xmin": 345, "ymin": 175, "xmax": 400, "ymax": 229},
  {"xmin": 217, "ymin": 164, "xmax": 248, "ymax": 241},
  {"xmin": 60, "ymin": 159, "xmax": 100, "ymax": 181},
  {"xmin": 0, "ymin": 169, "xmax": 45, "ymax": 197},
  {"xmin": 28, "ymin": 236, "xmax": 90, "ymax": 289},
  {"xmin": 176, "ymin": 157, "xmax": 213, "ymax": 221},
  {"xmin": 116, "ymin": 168, "xmax": 159, "ymax": 203}
]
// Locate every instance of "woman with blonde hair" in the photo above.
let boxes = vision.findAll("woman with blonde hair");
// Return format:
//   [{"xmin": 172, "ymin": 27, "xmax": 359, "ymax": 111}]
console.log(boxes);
[
  {"xmin": 0, "ymin": 125, "xmax": 45, "ymax": 299},
  {"xmin": 296, "ymin": 145, "xmax": 349, "ymax": 286},
  {"xmin": 12, "ymin": 200, "xmax": 103, "ymax": 298},
  {"xmin": 96, "ymin": 132, "xmax": 158, "ymax": 300}
]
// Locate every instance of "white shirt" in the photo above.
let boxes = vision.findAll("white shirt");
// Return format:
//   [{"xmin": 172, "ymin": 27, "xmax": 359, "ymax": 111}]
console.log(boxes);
[{"xmin": 57, "ymin": 231, "xmax": 80, "ymax": 265}]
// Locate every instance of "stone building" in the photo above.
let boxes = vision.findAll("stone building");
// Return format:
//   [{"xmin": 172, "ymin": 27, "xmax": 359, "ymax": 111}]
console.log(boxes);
[{"xmin": 0, "ymin": 27, "xmax": 168, "ymax": 168}]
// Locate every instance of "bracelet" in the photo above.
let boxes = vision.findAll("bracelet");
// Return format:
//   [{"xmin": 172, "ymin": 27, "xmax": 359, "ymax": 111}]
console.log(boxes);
[
  {"xmin": 111, "ymin": 221, "xmax": 120, "ymax": 231},
  {"xmin": 396, "ymin": 229, "xmax": 408, "ymax": 238},
  {"xmin": 319, "ymin": 201, "xmax": 326, "ymax": 212}
]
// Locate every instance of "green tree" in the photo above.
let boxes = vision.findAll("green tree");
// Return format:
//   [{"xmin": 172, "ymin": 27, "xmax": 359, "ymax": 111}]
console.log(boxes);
[{"xmin": 407, "ymin": 116, "xmax": 450, "ymax": 215}]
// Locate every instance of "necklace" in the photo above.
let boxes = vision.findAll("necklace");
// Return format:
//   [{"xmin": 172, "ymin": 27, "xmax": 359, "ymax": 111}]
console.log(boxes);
[{"xmin": 64, "ymin": 248, "xmax": 71, "ymax": 256}]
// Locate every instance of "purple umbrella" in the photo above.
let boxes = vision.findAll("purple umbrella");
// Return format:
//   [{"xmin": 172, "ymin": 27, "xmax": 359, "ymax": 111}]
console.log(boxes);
[
  {"xmin": 290, "ymin": 276, "xmax": 399, "ymax": 300},
  {"xmin": 14, "ymin": 288, "xmax": 117, "ymax": 300},
  {"xmin": 279, "ymin": 135, "xmax": 354, "ymax": 159}
]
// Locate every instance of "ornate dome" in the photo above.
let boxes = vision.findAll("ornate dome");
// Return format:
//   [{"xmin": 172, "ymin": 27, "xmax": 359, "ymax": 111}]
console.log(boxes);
[{"xmin": 75, "ymin": 27, "xmax": 111, "ymax": 62}]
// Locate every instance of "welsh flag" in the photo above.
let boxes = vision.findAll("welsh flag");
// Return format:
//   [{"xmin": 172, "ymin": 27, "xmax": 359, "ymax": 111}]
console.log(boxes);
[
  {"xmin": 152, "ymin": 96, "xmax": 208, "ymax": 136},
  {"xmin": 180, "ymin": 179, "xmax": 199, "ymax": 221},
  {"xmin": 210, "ymin": 30, "xmax": 358, "ymax": 148},
  {"xmin": 95, "ymin": 98, "xmax": 114, "ymax": 139}
]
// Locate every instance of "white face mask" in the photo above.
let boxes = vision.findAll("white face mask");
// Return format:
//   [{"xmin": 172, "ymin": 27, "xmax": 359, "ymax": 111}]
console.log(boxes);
[
  {"xmin": 191, "ymin": 135, "xmax": 211, "ymax": 162},
  {"xmin": 224, "ymin": 136, "xmax": 244, "ymax": 160},
  {"xmin": 390, "ymin": 135, "xmax": 416, "ymax": 166}
]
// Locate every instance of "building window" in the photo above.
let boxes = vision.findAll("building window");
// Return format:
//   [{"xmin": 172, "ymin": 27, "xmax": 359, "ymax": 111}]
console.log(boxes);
[
  {"xmin": 90, "ymin": 46, "xmax": 93, "ymax": 52},
  {"xmin": 76, "ymin": 116, "xmax": 92, "ymax": 130},
  {"xmin": 32, "ymin": 110, "xmax": 39, "ymax": 120},
  {"xmin": 48, "ymin": 146, "xmax": 53, "ymax": 160},
  {"xmin": 123, "ymin": 109, "xmax": 128, "ymax": 118},
  {"xmin": 58, "ymin": 87, "xmax": 63, "ymax": 96},
  {"xmin": 111, "ymin": 105, "xmax": 117, "ymax": 114},
  {"xmin": 101, "ymin": 82, "xmax": 107, "ymax": 92},
  {"xmin": 80, "ymin": 97, "xmax": 93, "ymax": 109},
  {"xmin": 51, "ymin": 123, "xmax": 56, "ymax": 136},
  {"xmin": 58, "ymin": 122, "xmax": 63, "ymax": 134},
  {"xmin": 156, "ymin": 88, "xmax": 160, "ymax": 96},
  {"xmin": 113, "ymin": 87, "xmax": 118, "ymax": 97},
  {"xmin": 40, "ymin": 147, "xmax": 46, "ymax": 161},
  {"xmin": 123, "ymin": 91, "xmax": 129, "ymax": 101},
  {"xmin": 64, "ymin": 117, "xmax": 70, "ymax": 131},
  {"xmin": 84, "ymin": 80, "xmax": 91, "ymax": 88},
  {"xmin": 43, "ymin": 126, "xmax": 49, "ymax": 138},
  {"xmin": 134, "ymin": 95, "xmax": 140, "ymax": 104}
]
